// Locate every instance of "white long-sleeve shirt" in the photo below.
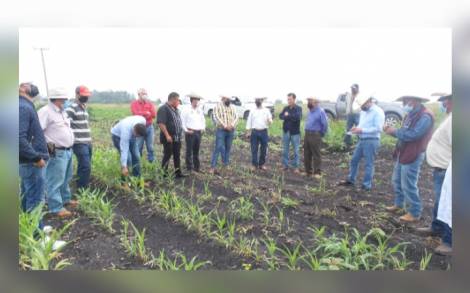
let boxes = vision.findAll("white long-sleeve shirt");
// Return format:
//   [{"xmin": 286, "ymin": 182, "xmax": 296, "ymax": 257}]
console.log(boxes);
[
  {"xmin": 437, "ymin": 160, "xmax": 452, "ymax": 228},
  {"xmin": 246, "ymin": 107, "xmax": 272, "ymax": 130},
  {"xmin": 181, "ymin": 106, "xmax": 206, "ymax": 132},
  {"xmin": 111, "ymin": 115, "xmax": 146, "ymax": 167},
  {"xmin": 426, "ymin": 113, "xmax": 452, "ymax": 169}
]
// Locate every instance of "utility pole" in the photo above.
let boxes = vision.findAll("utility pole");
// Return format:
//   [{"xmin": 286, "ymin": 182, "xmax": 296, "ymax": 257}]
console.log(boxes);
[{"xmin": 34, "ymin": 47, "xmax": 49, "ymax": 97}]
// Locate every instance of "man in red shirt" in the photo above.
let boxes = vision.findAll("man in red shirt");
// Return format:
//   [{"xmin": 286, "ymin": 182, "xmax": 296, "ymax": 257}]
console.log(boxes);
[{"xmin": 130, "ymin": 88, "xmax": 157, "ymax": 162}]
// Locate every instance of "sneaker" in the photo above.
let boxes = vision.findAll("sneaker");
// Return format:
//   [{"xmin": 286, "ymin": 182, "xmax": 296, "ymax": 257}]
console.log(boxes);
[
  {"xmin": 385, "ymin": 205, "xmax": 402, "ymax": 212},
  {"xmin": 43, "ymin": 225, "xmax": 53, "ymax": 235},
  {"xmin": 55, "ymin": 208, "xmax": 72, "ymax": 218},
  {"xmin": 338, "ymin": 180, "xmax": 354, "ymax": 187},
  {"xmin": 41, "ymin": 236, "xmax": 67, "ymax": 251},
  {"xmin": 259, "ymin": 165, "xmax": 267, "ymax": 171},
  {"xmin": 361, "ymin": 185, "xmax": 371, "ymax": 192},
  {"xmin": 434, "ymin": 243, "xmax": 452, "ymax": 256},
  {"xmin": 399, "ymin": 213, "xmax": 419, "ymax": 223}
]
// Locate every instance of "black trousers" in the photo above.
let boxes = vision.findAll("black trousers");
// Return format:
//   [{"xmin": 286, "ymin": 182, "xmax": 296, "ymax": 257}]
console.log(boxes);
[
  {"xmin": 185, "ymin": 131, "xmax": 202, "ymax": 171},
  {"xmin": 161, "ymin": 141, "xmax": 182, "ymax": 174},
  {"xmin": 304, "ymin": 131, "xmax": 322, "ymax": 174}
]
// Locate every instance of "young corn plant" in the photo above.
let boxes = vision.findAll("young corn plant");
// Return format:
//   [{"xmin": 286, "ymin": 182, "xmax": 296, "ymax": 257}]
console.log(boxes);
[
  {"xmin": 280, "ymin": 196, "xmax": 299, "ymax": 209},
  {"xmin": 229, "ymin": 197, "xmax": 255, "ymax": 221},
  {"xmin": 120, "ymin": 219, "xmax": 150, "ymax": 263},
  {"xmin": 257, "ymin": 199, "xmax": 271, "ymax": 227},
  {"xmin": 261, "ymin": 237, "xmax": 280, "ymax": 270},
  {"xmin": 419, "ymin": 249, "xmax": 433, "ymax": 270},
  {"xmin": 19, "ymin": 205, "xmax": 73, "ymax": 270},
  {"xmin": 76, "ymin": 188, "xmax": 116, "ymax": 233},
  {"xmin": 278, "ymin": 243, "xmax": 303, "ymax": 270},
  {"xmin": 148, "ymin": 250, "xmax": 211, "ymax": 271}
]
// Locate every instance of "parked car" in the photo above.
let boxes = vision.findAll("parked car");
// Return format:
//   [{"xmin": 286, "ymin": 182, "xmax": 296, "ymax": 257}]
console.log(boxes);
[
  {"xmin": 319, "ymin": 93, "xmax": 405, "ymax": 126},
  {"xmin": 203, "ymin": 96, "xmax": 274, "ymax": 120}
]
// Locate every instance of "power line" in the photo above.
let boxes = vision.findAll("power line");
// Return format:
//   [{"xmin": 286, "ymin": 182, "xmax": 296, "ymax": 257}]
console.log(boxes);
[{"xmin": 33, "ymin": 47, "xmax": 49, "ymax": 97}]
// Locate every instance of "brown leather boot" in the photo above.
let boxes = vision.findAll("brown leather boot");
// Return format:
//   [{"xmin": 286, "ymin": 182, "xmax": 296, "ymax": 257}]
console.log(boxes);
[
  {"xmin": 399, "ymin": 213, "xmax": 419, "ymax": 223},
  {"xmin": 385, "ymin": 205, "xmax": 402, "ymax": 213},
  {"xmin": 65, "ymin": 200, "xmax": 79, "ymax": 209},
  {"xmin": 435, "ymin": 243, "xmax": 452, "ymax": 256},
  {"xmin": 55, "ymin": 208, "xmax": 72, "ymax": 218}
]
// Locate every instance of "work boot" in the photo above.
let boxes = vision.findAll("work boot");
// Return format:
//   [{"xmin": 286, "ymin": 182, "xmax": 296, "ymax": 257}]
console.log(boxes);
[
  {"xmin": 385, "ymin": 205, "xmax": 402, "ymax": 213},
  {"xmin": 434, "ymin": 243, "xmax": 452, "ymax": 256},
  {"xmin": 65, "ymin": 200, "xmax": 79, "ymax": 209},
  {"xmin": 338, "ymin": 180, "xmax": 354, "ymax": 187},
  {"xmin": 399, "ymin": 213, "xmax": 419, "ymax": 223},
  {"xmin": 259, "ymin": 165, "xmax": 267, "ymax": 171},
  {"xmin": 55, "ymin": 208, "xmax": 72, "ymax": 218},
  {"xmin": 415, "ymin": 226, "xmax": 439, "ymax": 237},
  {"xmin": 293, "ymin": 169, "xmax": 300, "ymax": 174}
]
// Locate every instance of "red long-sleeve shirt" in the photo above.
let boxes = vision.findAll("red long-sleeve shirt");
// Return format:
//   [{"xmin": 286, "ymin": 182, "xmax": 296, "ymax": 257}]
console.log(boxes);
[{"xmin": 130, "ymin": 99, "xmax": 157, "ymax": 126}]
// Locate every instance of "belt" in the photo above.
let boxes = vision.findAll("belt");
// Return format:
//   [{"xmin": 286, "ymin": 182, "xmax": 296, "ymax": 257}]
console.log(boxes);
[
  {"xmin": 305, "ymin": 130, "xmax": 321, "ymax": 134},
  {"xmin": 434, "ymin": 167, "xmax": 446, "ymax": 172},
  {"xmin": 187, "ymin": 129, "xmax": 202, "ymax": 132},
  {"xmin": 253, "ymin": 128, "xmax": 267, "ymax": 131},
  {"xmin": 56, "ymin": 147, "xmax": 72, "ymax": 150},
  {"xmin": 359, "ymin": 137, "xmax": 379, "ymax": 141}
]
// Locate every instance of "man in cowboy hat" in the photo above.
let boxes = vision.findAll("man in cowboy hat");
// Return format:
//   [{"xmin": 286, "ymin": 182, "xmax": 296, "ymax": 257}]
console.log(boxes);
[
  {"xmin": 246, "ymin": 97, "xmax": 273, "ymax": 170},
  {"xmin": 416, "ymin": 94, "xmax": 452, "ymax": 254},
  {"xmin": 338, "ymin": 95, "xmax": 385, "ymax": 191},
  {"xmin": 209, "ymin": 94, "xmax": 239, "ymax": 174},
  {"xmin": 343, "ymin": 83, "xmax": 361, "ymax": 149},
  {"xmin": 181, "ymin": 92, "xmax": 206, "ymax": 173},
  {"xmin": 130, "ymin": 88, "xmax": 157, "ymax": 163},
  {"xmin": 303, "ymin": 97, "xmax": 328, "ymax": 178},
  {"xmin": 384, "ymin": 95, "xmax": 435, "ymax": 223},
  {"xmin": 38, "ymin": 87, "xmax": 76, "ymax": 218}
]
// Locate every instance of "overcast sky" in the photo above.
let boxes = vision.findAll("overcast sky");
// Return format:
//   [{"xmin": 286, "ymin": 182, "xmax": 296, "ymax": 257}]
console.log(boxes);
[{"xmin": 19, "ymin": 27, "xmax": 451, "ymax": 102}]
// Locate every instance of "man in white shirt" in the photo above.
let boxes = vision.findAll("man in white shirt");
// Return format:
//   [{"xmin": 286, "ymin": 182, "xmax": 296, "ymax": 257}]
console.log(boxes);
[
  {"xmin": 181, "ymin": 93, "xmax": 206, "ymax": 172},
  {"xmin": 246, "ymin": 97, "xmax": 273, "ymax": 170},
  {"xmin": 38, "ymin": 87, "xmax": 76, "ymax": 218},
  {"xmin": 416, "ymin": 94, "xmax": 452, "ymax": 241}
]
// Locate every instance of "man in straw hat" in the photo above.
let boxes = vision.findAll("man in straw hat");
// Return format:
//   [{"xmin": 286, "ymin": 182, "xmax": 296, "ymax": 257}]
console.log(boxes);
[
  {"xmin": 246, "ymin": 97, "xmax": 273, "ymax": 170},
  {"xmin": 181, "ymin": 92, "xmax": 206, "ymax": 173},
  {"xmin": 209, "ymin": 95, "xmax": 239, "ymax": 174},
  {"xmin": 304, "ymin": 97, "xmax": 328, "ymax": 179},
  {"xmin": 38, "ymin": 87, "xmax": 76, "ymax": 218},
  {"xmin": 416, "ymin": 94, "xmax": 452, "ymax": 254},
  {"xmin": 384, "ymin": 95, "xmax": 434, "ymax": 223},
  {"xmin": 338, "ymin": 95, "xmax": 385, "ymax": 191}
]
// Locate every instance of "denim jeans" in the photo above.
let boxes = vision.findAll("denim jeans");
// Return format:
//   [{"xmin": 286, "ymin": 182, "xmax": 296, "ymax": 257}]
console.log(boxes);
[
  {"xmin": 250, "ymin": 129, "xmax": 269, "ymax": 167},
  {"xmin": 392, "ymin": 152, "xmax": 425, "ymax": 218},
  {"xmin": 344, "ymin": 113, "xmax": 360, "ymax": 146},
  {"xmin": 211, "ymin": 129, "xmax": 235, "ymax": 168},
  {"xmin": 348, "ymin": 138, "xmax": 380, "ymax": 189},
  {"xmin": 282, "ymin": 132, "xmax": 300, "ymax": 168},
  {"xmin": 112, "ymin": 135, "xmax": 142, "ymax": 177},
  {"xmin": 45, "ymin": 149, "xmax": 73, "ymax": 213},
  {"xmin": 73, "ymin": 143, "xmax": 92, "ymax": 189},
  {"xmin": 137, "ymin": 124, "xmax": 155, "ymax": 162},
  {"xmin": 19, "ymin": 163, "xmax": 46, "ymax": 229},
  {"xmin": 431, "ymin": 168, "xmax": 447, "ymax": 235}
]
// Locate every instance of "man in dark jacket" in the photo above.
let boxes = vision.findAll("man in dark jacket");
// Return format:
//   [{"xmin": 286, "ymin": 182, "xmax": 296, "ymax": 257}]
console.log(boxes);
[
  {"xmin": 279, "ymin": 93, "xmax": 302, "ymax": 173},
  {"xmin": 384, "ymin": 96, "xmax": 434, "ymax": 223},
  {"xmin": 19, "ymin": 82, "xmax": 49, "ymax": 227}
]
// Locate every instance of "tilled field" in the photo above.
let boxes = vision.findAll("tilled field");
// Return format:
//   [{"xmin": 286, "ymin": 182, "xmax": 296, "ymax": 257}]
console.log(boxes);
[{"xmin": 46, "ymin": 130, "xmax": 451, "ymax": 270}]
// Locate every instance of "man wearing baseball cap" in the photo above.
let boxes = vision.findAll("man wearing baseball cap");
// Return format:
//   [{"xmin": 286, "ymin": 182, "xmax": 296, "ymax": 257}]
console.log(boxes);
[
  {"xmin": 384, "ymin": 95, "xmax": 434, "ymax": 223},
  {"xmin": 38, "ymin": 87, "xmax": 76, "ymax": 218},
  {"xmin": 130, "ymin": 88, "xmax": 157, "ymax": 163},
  {"xmin": 66, "ymin": 85, "xmax": 93, "ymax": 190},
  {"xmin": 338, "ymin": 96, "xmax": 385, "ymax": 191}
]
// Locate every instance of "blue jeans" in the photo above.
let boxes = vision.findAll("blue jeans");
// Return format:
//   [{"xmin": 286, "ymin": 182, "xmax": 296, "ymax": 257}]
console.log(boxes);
[
  {"xmin": 73, "ymin": 143, "xmax": 92, "ymax": 189},
  {"xmin": 348, "ymin": 138, "xmax": 380, "ymax": 189},
  {"xmin": 344, "ymin": 113, "xmax": 360, "ymax": 146},
  {"xmin": 112, "ymin": 135, "xmax": 142, "ymax": 177},
  {"xmin": 45, "ymin": 149, "xmax": 73, "ymax": 213},
  {"xmin": 282, "ymin": 132, "xmax": 300, "ymax": 168},
  {"xmin": 211, "ymin": 129, "xmax": 234, "ymax": 168},
  {"xmin": 19, "ymin": 163, "xmax": 46, "ymax": 229},
  {"xmin": 137, "ymin": 124, "xmax": 155, "ymax": 162},
  {"xmin": 431, "ymin": 168, "xmax": 447, "ymax": 234},
  {"xmin": 250, "ymin": 129, "xmax": 269, "ymax": 167},
  {"xmin": 392, "ymin": 152, "xmax": 425, "ymax": 218}
]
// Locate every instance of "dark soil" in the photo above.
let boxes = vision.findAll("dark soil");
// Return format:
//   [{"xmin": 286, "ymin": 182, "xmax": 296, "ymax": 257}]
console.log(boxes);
[{"xmin": 45, "ymin": 132, "xmax": 451, "ymax": 270}]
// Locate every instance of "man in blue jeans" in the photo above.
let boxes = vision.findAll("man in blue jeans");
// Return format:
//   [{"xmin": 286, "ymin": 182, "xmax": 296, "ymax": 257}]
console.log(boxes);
[
  {"xmin": 66, "ymin": 85, "xmax": 93, "ymax": 189},
  {"xmin": 279, "ymin": 93, "xmax": 302, "ymax": 173},
  {"xmin": 246, "ymin": 97, "xmax": 273, "ymax": 170},
  {"xmin": 19, "ymin": 83, "xmax": 49, "ymax": 226},
  {"xmin": 38, "ymin": 87, "xmax": 76, "ymax": 218},
  {"xmin": 111, "ymin": 115, "xmax": 147, "ymax": 181},
  {"xmin": 338, "ymin": 96, "xmax": 385, "ymax": 191},
  {"xmin": 209, "ymin": 95, "xmax": 239, "ymax": 174},
  {"xmin": 416, "ymin": 94, "xmax": 452, "ymax": 253},
  {"xmin": 384, "ymin": 96, "xmax": 434, "ymax": 222}
]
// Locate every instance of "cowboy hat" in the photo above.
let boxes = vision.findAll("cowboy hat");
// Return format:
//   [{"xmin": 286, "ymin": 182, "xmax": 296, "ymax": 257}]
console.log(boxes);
[{"xmin": 396, "ymin": 95, "xmax": 430, "ymax": 103}]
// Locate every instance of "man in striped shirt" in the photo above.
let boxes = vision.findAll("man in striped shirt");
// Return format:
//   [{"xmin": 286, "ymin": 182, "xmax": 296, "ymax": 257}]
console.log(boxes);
[
  {"xmin": 209, "ymin": 95, "xmax": 239, "ymax": 174},
  {"xmin": 66, "ymin": 85, "xmax": 92, "ymax": 189}
]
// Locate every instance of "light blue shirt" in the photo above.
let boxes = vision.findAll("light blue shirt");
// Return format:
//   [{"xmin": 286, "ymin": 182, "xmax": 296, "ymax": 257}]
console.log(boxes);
[
  {"xmin": 356, "ymin": 104, "xmax": 385, "ymax": 139},
  {"xmin": 111, "ymin": 115, "xmax": 146, "ymax": 167}
]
